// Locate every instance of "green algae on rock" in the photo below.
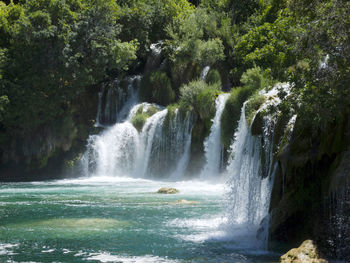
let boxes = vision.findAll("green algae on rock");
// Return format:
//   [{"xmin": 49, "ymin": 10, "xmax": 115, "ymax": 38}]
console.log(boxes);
[{"xmin": 280, "ymin": 240, "xmax": 328, "ymax": 263}]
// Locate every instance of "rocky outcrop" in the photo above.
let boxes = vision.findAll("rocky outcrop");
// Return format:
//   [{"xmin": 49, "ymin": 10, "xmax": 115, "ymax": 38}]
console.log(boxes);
[
  {"xmin": 269, "ymin": 113, "xmax": 350, "ymax": 260},
  {"xmin": 0, "ymin": 85, "xmax": 99, "ymax": 181},
  {"xmin": 157, "ymin": 188, "xmax": 179, "ymax": 194},
  {"xmin": 280, "ymin": 240, "xmax": 328, "ymax": 263}
]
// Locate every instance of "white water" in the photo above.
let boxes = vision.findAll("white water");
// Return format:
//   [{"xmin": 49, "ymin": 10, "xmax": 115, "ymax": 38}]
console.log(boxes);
[
  {"xmin": 84, "ymin": 73, "xmax": 295, "ymax": 251},
  {"xmin": 137, "ymin": 109, "xmax": 169, "ymax": 177},
  {"xmin": 95, "ymin": 76, "xmax": 140, "ymax": 126},
  {"xmin": 200, "ymin": 66, "xmax": 210, "ymax": 81},
  {"xmin": 201, "ymin": 93, "xmax": 230, "ymax": 179},
  {"xmin": 224, "ymin": 103, "xmax": 275, "ymax": 248},
  {"xmin": 224, "ymin": 84, "xmax": 295, "ymax": 248},
  {"xmin": 83, "ymin": 97, "xmax": 194, "ymax": 179}
]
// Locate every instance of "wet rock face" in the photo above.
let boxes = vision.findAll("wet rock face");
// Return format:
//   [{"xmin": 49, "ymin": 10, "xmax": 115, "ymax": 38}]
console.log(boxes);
[
  {"xmin": 318, "ymin": 184, "xmax": 350, "ymax": 261},
  {"xmin": 0, "ymin": 86, "xmax": 98, "ymax": 181},
  {"xmin": 251, "ymin": 110, "xmax": 264, "ymax": 136},
  {"xmin": 280, "ymin": 240, "xmax": 328, "ymax": 263},
  {"xmin": 269, "ymin": 114, "xmax": 350, "ymax": 260}
]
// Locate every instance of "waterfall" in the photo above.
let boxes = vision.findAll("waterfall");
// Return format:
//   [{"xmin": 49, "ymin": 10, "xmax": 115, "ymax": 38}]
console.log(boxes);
[
  {"xmin": 83, "ymin": 97, "xmax": 193, "ymax": 179},
  {"xmin": 137, "ymin": 109, "xmax": 169, "ymax": 177},
  {"xmin": 200, "ymin": 66, "xmax": 210, "ymax": 81},
  {"xmin": 136, "ymin": 108, "xmax": 194, "ymax": 178},
  {"xmin": 95, "ymin": 86, "xmax": 105, "ymax": 127},
  {"xmin": 95, "ymin": 76, "xmax": 140, "ymax": 126},
  {"xmin": 86, "ymin": 122, "xmax": 140, "ymax": 177},
  {"xmin": 170, "ymin": 110, "xmax": 193, "ymax": 179},
  {"xmin": 224, "ymin": 84, "xmax": 293, "ymax": 248},
  {"xmin": 201, "ymin": 93, "xmax": 229, "ymax": 179},
  {"xmin": 224, "ymin": 102, "xmax": 277, "ymax": 248}
]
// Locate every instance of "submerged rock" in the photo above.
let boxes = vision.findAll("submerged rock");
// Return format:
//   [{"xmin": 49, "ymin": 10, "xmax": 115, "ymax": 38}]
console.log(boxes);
[
  {"xmin": 157, "ymin": 187, "xmax": 179, "ymax": 194},
  {"xmin": 280, "ymin": 240, "xmax": 328, "ymax": 263}
]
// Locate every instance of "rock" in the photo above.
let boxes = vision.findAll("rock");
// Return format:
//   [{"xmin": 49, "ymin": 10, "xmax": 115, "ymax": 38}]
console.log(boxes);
[
  {"xmin": 172, "ymin": 199, "xmax": 199, "ymax": 205},
  {"xmin": 251, "ymin": 110, "xmax": 264, "ymax": 136},
  {"xmin": 157, "ymin": 187, "xmax": 179, "ymax": 194},
  {"xmin": 280, "ymin": 240, "xmax": 328, "ymax": 263}
]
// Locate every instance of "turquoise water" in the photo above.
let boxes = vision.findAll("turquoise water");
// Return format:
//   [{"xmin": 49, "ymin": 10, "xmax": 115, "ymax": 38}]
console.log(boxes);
[{"xmin": 0, "ymin": 177, "xmax": 279, "ymax": 262}]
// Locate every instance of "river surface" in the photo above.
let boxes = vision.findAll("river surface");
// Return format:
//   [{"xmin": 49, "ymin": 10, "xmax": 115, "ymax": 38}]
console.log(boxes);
[{"xmin": 0, "ymin": 177, "xmax": 279, "ymax": 262}]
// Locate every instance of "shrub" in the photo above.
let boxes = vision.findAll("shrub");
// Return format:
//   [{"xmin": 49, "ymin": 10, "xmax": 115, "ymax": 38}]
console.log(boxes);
[
  {"xmin": 179, "ymin": 80, "xmax": 220, "ymax": 135},
  {"xmin": 245, "ymin": 93, "xmax": 266, "ymax": 126},
  {"xmin": 241, "ymin": 66, "xmax": 273, "ymax": 91},
  {"xmin": 131, "ymin": 113, "xmax": 148, "ymax": 132},
  {"xmin": 179, "ymin": 80, "xmax": 220, "ymax": 120},
  {"xmin": 220, "ymin": 86, "xmax": 254, "ymax": 148},
  {"xmin": 179, "ymin": 80, "xmax": 206, "ymax": 110},
  {"xmin": 206, "ymin": 69, "xmax": 222, "ymax": 85},
  {"xmin": 220, "ymin": 67, "xmax": 273, "ymax": 148},
  {"xmin": 131, "ymin": 105, "xmax": 159, "ymax": 132},
  {"xmin": 196, "ymin": 86, "xmax": 218, "ymax": 121},
  {"xmin": 140, "ymin": 71, "xmax": 175, "ymax": 106}
]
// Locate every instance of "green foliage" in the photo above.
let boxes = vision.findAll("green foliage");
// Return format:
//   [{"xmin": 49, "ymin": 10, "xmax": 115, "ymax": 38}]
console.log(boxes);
[
  {"xmin": 220, "ymin": 86, "xmax": 253, "ymax": 147},
  {"xmin": 166, "ymin": 7, "xmax": 225, "ymax": 67},
  {"xmin": 240, "ymin": 66, "xmax": 273, "ymax": 91},
  {"xmin": 0, "ymin": 0, "xmax": 138, "ymax": 135},
  {"xmin": 245, "ymin": 93, "xmax": 266, "ymax": 126},
  {"xmin": 140, "ymin": 71, "xmax": 175, "ymax": 106},
  {"xmin": 179, "ymin": 80, "xmax": 207, "ymax": 111},
  {"xmin": 131, "ymin": 113, "xmax": 148, "ymax": 132},
  {"xmin": 179, "ymin": 80, "xmax": 220, "ymax": 130},
  {"xmin": 166, "ymin": 103, "xmax": 180, "ymax": 116},
  {"xmin": 235, "ymin": 13, "xmax": 296, "ymax": 78},
  {"xmin": 206, "ymin": 69, "xmax": 221, "ymax": 85},
  {"xmin": 0, "ymin": 95, "xmax": 9, "ymax": 122},
  {"xmin": 117, "ymin": 0, "xmax": 194, "ymax": 61},
  {"xmin": 220, "ymin": 66, "xmax": 270, "ymax": 148},
  {"xmin": 0, "ymin": 0, "xmax": 349, "ymax": 177},
  {"xmin": 287, "ymin": 0, "xmax": 350, "ymax": 131},
  {"xmin": 131, "ymin": 105, "xmax": 159, "ymax": 132}
]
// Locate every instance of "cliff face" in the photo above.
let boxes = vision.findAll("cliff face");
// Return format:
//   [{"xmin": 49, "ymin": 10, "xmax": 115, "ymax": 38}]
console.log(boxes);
[
  {"xmin": 0, "ymin": 86, "xmax": 98, "ymax": 181},
  {"xmin": 268, "ymin": 113, "xmax": 350, "ymax": 260}
]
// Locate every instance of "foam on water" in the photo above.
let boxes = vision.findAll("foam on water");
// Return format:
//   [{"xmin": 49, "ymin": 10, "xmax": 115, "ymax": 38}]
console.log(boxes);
[
  {"xmin": 86, "ymin": 253, "xmax": 179, "ymax": 263},
  {"xmin": 0, "ymin": 243, "xmax": 18, "ymax": 256}
]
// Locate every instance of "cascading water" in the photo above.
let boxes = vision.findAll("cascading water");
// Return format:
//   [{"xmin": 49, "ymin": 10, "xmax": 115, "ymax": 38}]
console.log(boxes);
[
  {"xmin": 200, "ymin": 66, "xmax": 210, "ymax": 81},
  {"xmin": 82, "ymin": 87, "xmax": 194, "ymax": 179},
  {"xmin": 85, "ymin": 71, "xmax": 295, "ymax": 251},
  {"xmin": 224, "ymin": 84, "xmax": 293, "ymax": 248},
  {"xmin": 201, "ymin": 93, "xmax": 229, "ymax": 179},
  {"xmin": 143, "ymin": 109, "xmax": 193, "ymax": 179},
  {"xmin": 136, "ymin": 108, "xmax": 169, "ymax": 177},
  {"xmin": 224, "ymin": 103, "xmax": 275, "ymax": 248},
  {"xmin": 95, "ymin": 75, "xmax": 140, "ymax": 126}
]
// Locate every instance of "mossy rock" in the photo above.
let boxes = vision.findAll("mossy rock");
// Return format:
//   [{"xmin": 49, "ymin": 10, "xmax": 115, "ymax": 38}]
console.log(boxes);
[
  {"xmin": 273, "ymin": 112, "xmax": 293, "ymax": 154},
  {"xmin": 131, "ymin": 105, "xmax": 160, "ymax": 132},
  {"xmin": 245, "ymin": 93, "xmax": 266, "ymax": 126},
  {"xmin": 221, "ymin": 86, "xmax": 255, "ymax": 148},
  {"xmin": 131, "ymin": 114, "xmax": 148, "ymax": 132},
  {"xmin": 157, "ymin": 187, "xmax": 179, "ymax": 194},
  {"xmin": 140, "ymin": 71, "xmax": 175, "ymax": 106},
  {"xmin": 280, "ymin": 240, "xmax": 328, "ymax": 263},
  {"xmin": 251, "ymin": 110, "xmax": 264, "ymax": 136}
]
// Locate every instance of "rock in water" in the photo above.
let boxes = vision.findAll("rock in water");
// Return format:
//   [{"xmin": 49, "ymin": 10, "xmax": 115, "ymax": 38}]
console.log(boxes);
[
  {"xmin": 280, "ymin": 240, "xmax": 328, "ymax": 263},
  {"xmin": 157, "ymin": 188, "xmax": 179, "ymax": 194}
]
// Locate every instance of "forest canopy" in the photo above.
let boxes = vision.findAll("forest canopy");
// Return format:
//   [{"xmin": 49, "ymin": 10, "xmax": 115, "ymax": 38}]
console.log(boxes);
[{"xmin": 0, "ymin": 0, "xmax": 349, "ymax": 148}]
